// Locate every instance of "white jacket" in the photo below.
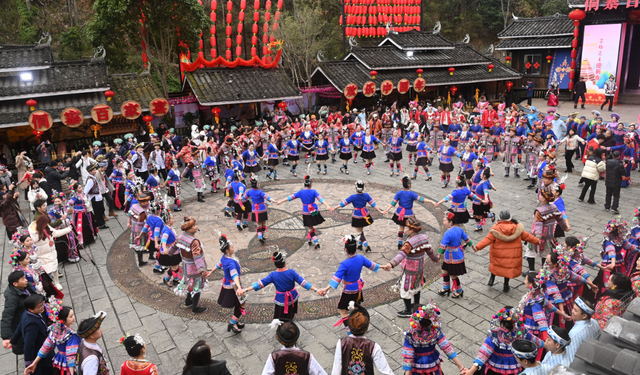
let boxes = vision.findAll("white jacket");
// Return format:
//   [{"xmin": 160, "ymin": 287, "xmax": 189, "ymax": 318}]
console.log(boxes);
[
  {"xmin": 27, "ymin": 187, "xmax": 47, "ymax": 211},
  {"xmin": 28, "ymin": 223, "xmax": 72, "ymax": 274},
  {"xmin": 581, "ymin": 157, "xmax": 606, "ymax": 181}
]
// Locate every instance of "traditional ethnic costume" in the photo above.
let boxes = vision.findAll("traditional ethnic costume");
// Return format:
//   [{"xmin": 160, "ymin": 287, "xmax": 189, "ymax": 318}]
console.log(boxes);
[
  {"xmin": 128, "ymin": 194, "xmax": 150, "ymax": 266},
  {"xmin": 458, "ymin": 149, "xmax": 478, "ymax": 181},
  {"xmin": 338, "ymin": 137, "xmax": 353, "ymax": 174},
  {"xmin": 109, "ymin": 163, "xmax": 126, "ymax": 210},
  {"xmin": 120, "ymin": 361, "xmax": 157, "ymax": 375},
  {"xmin": 140, "ymin": 202, "xmax": 164, "ymax": 272},
  {"xmin": 438, "ymin": 221, "xmax": 471, "ymax": 296},
  {"xmin": 76, "ymin": 311, "xmax": 110, "ymax": 375},
  {"xmin": 502, "ymin": 134, "xmax": 521, "ymax": 177},
  {"xmin": 183, "ymin": 152, "xmax": 206, "ymax": 202},
  {"xmin": 48, "ymin": 194, "xmax": 79, "ymax": 263},
  {"xmin": 413, "ymin": 141, "xmax": 432, "ymax": 181},
  {"xmin": 285, "ymin": 180, "xmax": 326, "ymax": 247},
  {"xmin": 230, "ymin": 175, "xmax": 252, "ymax": 230},
  {"xmin": 437, "ymin": 143, "xmax": 456, "ymax": 187},
  {"xmin": 525, "ymin": 189, "xmax": 568, "ymax": 266},
  {"xmin": 596, "ymin": 218, "xmax": 638, "ymax": 295},
  {"xmin": 174, "ymin": 218, "xmax": 209, "ymax": 313},
  {"xmin": 84, "ymin": 166, "xmax": 105, "ymax": 228},
  {"xmin": 203, "ymin": 154, "xmax": 219, "ymax": 193},
  {"xmin": 315, "ymin": 138, "xmax": 330, "ymax": 174},
  {"xmin": 263, "ymin": 320, "xmax": 326, "ymax": 375},
  {"xmin": 389, "ymin": 187, "xmax": 427, "ymax": 248},
  {"xmin": 338, "ymin": 181, "xmax": 378, "ymax": 252},
  {"xmin": 67, "ymin": 191, "xmax": 96, "ymax": 247},
  {"xmin": 402, "ymin": 303, "xmax": 458, "ymax": 375},
  {"xmin": 214, "ymin": 234, "xmax": 245, "ymax": 326},
  {"xmin": 38, "ymin": 299, "xmax": 82, "ymax": 375},
  {"xmin": 517, "ymin": 281, "xmax": 558, "ymax": 343},
  {"xmin": 387, "ymin": 136, "xmax": 404, "ymax": 176},
  {"xmin": 361, "ymin": 135, "xmax": 379, "ymax": 175},
  {"xmin": 440, "ymin": 184, "xmax": 478, "ymax": 224},
  {"xmin": 166, "ymin": 164, "xmax": 182, "ymax": 211},
  {"xmin": 300, "ymin": 130, "xmax": 316, "ymax": 163},
  {"xmin": 244, "ymin": 183, "xmax": 273, "ymax": 242},
  {"xmin": 472, "ymin": 176, "xmax": 494, "ymax": 231}
]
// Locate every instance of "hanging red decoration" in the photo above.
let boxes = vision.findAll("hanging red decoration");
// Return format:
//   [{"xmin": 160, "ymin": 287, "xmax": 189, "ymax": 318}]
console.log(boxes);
[
  {"xmin": 567, "ymin": 9, "xmax": 585, "ymax": 91},
  {"xmin": 546, "ymin": 55, "xmax": 553, "ymax": 63},
  {"xmin": 505, "ymin": 56, "xmax": 512, "ymax": 64},
  {"xmin": 26, "ymin": 99, "xmax": 37, "ymax": 111},
  {"xmin": 211, "ymin": 107, "xmax": 222, "ymax": 124},
  {"xmin": 505, "ymin": 81, "xmax": 513, "ymax": 91},
  {"xmin": 448, "ymin": 67, "xmax": 455, "ymax": 76},
  {"xmin": 104, "ymin": 90, "xmax": 115, "ymax": 101},
  {"xmin": 277, "ymin": 102, "xmax": 287, "ymax": 109},
  {"xmin": 210, "ymin": 1, "xmax": 217, "ymax": 59},
  {"xmin": 487, "ymin": 64, "xmax": 494, "ymax": 72},
  {"xmin": 416, "ymin": 68, "xmax": 423, "ymax": 77},
  {"xmin": 370, "ymin": 70, "xmax": 378, "ymax": 79},
  {"xmin": 226, "ymin": 0, "xmax": 232, "ymax": 60},
  {"xmin": 450, "ymin": 86, "xmax": 458, "ymax": 95}
]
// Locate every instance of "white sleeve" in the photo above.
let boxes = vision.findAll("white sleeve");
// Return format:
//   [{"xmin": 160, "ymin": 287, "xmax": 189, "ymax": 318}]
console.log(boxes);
[
  {"xmin": 331, "ymin": 339, "xmax": 342, "ymax": 375},
  {"xmin": 372, "ymin": 343, "xmax": 394, "ymax": 375},
  {"xmin": 84, "ymin": 179, "xmax": 94, "ymax": 195},
  {"xmin": 261, "ymin": 354, "xmax": 275, "ymax": 375},
  {"xmin": 309, "ymin": 354, "xmax": 328, "ymax": 375},
  {"xmin": 81, "ymin": 355, "xmax": 99, "ymax": 375}
]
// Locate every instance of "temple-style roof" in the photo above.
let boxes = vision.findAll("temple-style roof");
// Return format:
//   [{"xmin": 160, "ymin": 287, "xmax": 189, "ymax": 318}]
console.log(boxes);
[
  {"xmin": 109, "ymin": 73, "xmax": 163, "ymax": 113},
  {"xmin": 378, "ymin": 30, "xmax": 455, "ymax": 50},
  {"xmin": 0, "ymin": 44, "xmax": 53, "ymax": 72},
  {"xmin": 183, "ymin": 67, "xmax": 302, "ymax": 106},
  {"xmin": 495, "ymin": 36, "xmax": 573, "ymax": 50},
  {"xmin": 498, "ymin": 13, "xmax": 573, "ymax": 38}
]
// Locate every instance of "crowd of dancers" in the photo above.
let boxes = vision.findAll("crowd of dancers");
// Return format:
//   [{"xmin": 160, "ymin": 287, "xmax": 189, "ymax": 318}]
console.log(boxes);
[{"xmin": 2, "ymin": 98, "xmax": 640, "ymax": 375}]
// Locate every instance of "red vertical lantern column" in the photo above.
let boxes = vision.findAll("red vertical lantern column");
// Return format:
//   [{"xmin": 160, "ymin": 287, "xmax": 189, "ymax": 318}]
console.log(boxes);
[
  {"xmin": 272, "ymin": 0, "xmax": 282, "ymax": 43},
  {"xmin": 210, "ymin": 0, "xmax": 217, "ymax": 59},
  {"xmin": 251, "ymin": 0, "xmax": 259, "ymax": 57},
  {"xmin": 198, "ymin": 0, "xmax": 204, "ymax": 59},
  {"xmin": 263, "ymin": 0, "xmax": 272, "ymax": 63},
  {"xmin": 568, "ymin": 9, "xmax": 586, "ymax": 91},
  {"xmin": 140, "ymin": 12, "xmax": 148, "ymax": 68},
  {"xmin": 226, "ymin": 0, "xmax": 233, "ymax": 60},
  {"xmin": 237, "ymin": 0, "xmax": 246, "ymax": 57}
]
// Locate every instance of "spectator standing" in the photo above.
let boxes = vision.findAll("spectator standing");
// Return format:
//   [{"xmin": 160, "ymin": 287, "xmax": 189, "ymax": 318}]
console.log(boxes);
[
  {"xmin": 557, "ymin": 129, "xmax": 585, "ymax": 173},
  {"xmin": 182, "ymin": 340, "xmax": 232, "ymax": 375},
  {"xmin": 27, "ymin": 180, "xmax": 47, "ymax": 214},
  {"xmin": 523, "ymin": 79, "xmax": 534, "ymax": 106},
  {"xmin": 578, "ymin": 148, "xmax": 606, "ymax": 204},
  {"xmin": 10, "ymin": 294, "xmax": 53, "ymax": 375},
  {"xmin": 574, "ymin": 77, "xmax": 587, "ymax": 109},
  {"xmin": 604, "ymin": 151, "xmax": 626, "ymax": 214},
  {"xmin": 35, "ymin": 140, "xmax": 54, "ymax": 168},
  {"xmin": 1, "ymin": 183, "xmax": 27, "ymax": 239},
  {"xmin": 601, "ymin": 75, "xmax": 617, "ymax": 112},
  {"xmin": 1, "ymin": 271, "xmax": 37, "ymax": 354},
  {"xmin": 15, "ymin": 151, "xmax": 31, "ymax": 190},
  {"xmin": 0, "ymin": 164, "xmax": 12, "ymax": 188},
  {"xmin": 44, "ymin": 161, "xmax": 69, "ymax": 193},
  {"xmin": 551, "ymin": 112, "xmax": 566, "ymax": 140}
]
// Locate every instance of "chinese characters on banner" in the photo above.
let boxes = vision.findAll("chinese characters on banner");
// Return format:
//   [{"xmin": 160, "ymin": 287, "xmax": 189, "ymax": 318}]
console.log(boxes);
[
  {"xmin": 413, "ymin": 78, "xmax": 426, "ymax": 92},
  {"xmin": 380, "ymin": 80, "xmax": 394, "ymax": 96},
  {"xmin": 585, "ymin": 0, "xmax": 639, "ymax": 11},
  {"xmin": 29, "ymin": 111, "xmax": 53, "ymax": 131},
  {"xmin": 363, "ymin": 81, "xmax": 376, "ymax": 97},
  {"xmin": 120, "ymin": 101, "xmax": 142, "ymax": 120},
  {"xmin": 60, "ymin": 107, "xmax": 84, "ymax": 127},
  {"xmin": 344, "ymin": 83, "xmax": 359, "ymax": 110},
  {"xmin": 91, "ymin": 104, "xmax": 114, "ymax": 124},
  {"xmin": 579, "ymin": 24, "xmax": 622, "ymax": 104},
  {"xmin": 397, "ymin": 79, "xmax": 410, "ymax": 94}
]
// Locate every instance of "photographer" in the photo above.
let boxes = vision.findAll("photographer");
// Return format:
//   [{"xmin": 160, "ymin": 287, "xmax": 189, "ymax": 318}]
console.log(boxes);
[
  {"xmin": 35, "ymin": 139, "xmax": 54, "ymax": 168},
  {"xmin": 604, "ymin": 150, "xmax": 626, "ymax": 214}
]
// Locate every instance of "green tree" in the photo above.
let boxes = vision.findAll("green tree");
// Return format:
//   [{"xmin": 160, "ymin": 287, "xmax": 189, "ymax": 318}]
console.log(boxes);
[
  {"xmin": 274, "ymin": 0, "xmax": 341, "ymax": 88},
  {"xmin": 59, "ymin": 26, "xmax": 86, "ymax": 60},
  {"xmin": 87, "ymin": 0, "xmax": 210, "ymax": 97},
  {"xmin": 541, "ymin": 0, "xmax": 570, "ymax": 15}
]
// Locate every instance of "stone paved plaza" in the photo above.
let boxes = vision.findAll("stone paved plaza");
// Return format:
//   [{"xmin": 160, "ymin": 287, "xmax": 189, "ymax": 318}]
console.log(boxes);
[{"xmin": 1, "ymin": 146, "xmax": 638, "ymax": 375}]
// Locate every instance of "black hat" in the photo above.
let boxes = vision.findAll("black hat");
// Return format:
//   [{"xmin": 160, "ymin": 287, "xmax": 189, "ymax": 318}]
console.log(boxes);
[{"xmin": 77, "ymin": 311, "xmax": 107, "ymax": 338}]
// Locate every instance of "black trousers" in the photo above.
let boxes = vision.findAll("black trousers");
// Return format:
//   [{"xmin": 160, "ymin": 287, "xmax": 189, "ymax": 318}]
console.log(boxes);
[
  {"xmin": 605, "ymin": 186, "xmax": 621, "ymax": 210},
  {"xmin": 579, "ymin": 179, "xmax": 598, "ymax": 203},
  {"xmin": 565, "ymin": 150, "xmax": 575, "ymax": 172},
  {"xmin": 527, "ymin": 97, "xmax": 533, "ymax": 105},
  {"xmin": 602, "ymin": 96, "xmax": 614, "ymax": 111},
  {"xmin": 91, "ymin": 197, "xmax": 105, "ymax": 227},
  {"xmin": 102, "ymin": 193, "xmax": 115, "ymax": 211},
  {"xmin": 574, "ymin": 93, "xmax": 586, "ymax": 107}
]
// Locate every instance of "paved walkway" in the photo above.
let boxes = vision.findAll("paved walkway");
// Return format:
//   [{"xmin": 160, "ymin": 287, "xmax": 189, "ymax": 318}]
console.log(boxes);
[{"xmin": 1, "ymin": 148, "xmax": 638, "ymax": 375}]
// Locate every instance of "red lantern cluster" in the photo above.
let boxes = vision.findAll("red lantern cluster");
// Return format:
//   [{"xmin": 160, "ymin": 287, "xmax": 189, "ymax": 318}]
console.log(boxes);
[
  {"xmin": 210, "ymin": 0, "xmax": 217, "ymax": 59},
  {"xmin": 236, "ymin": 0, "xmax": 246, "ymax": 57},
  {"xmin": 225, "ymin": 0, "xmax": 233, "ymax": 60},
  {"xmin": 343, "ymin": 0, "xmax": 423, "ymax": 38},
  {"xmin": 568, "ymin": 9, "xmax": 586, "ymax": 91}
]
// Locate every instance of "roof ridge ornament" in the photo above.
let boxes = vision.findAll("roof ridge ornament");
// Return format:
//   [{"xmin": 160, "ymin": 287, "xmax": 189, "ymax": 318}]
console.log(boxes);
[
  {"xmin": 487, "ymin": 44, "xmax": 495, "ymax": 54},
  {"xmin": 348, "ymin": 36, "xmax": 358, "ymax": 50},
  {"xmin": 92, "ymin": 46, "xmax": 106, "ymax": 61},
  {"xmin": 433, "ymin": 21, "xmax": 441, "ymax": 34},
  {"xmin": 317, "ymin": 50, "xmax": 325, "ymax": 63},
  {"xmin": 512, "ymin": 13, "xmax": 519, "ymax": 21},
  {"xmin": 462, "ymin": 34, "xmax": 470, "ymax": 44},
  {"xmin": 386, "ymin": 21, "xmax": 398, "ymax": 35},
  {"xmin": 36, "ymin": 32, "xmax": 51, "ymax": 47}
]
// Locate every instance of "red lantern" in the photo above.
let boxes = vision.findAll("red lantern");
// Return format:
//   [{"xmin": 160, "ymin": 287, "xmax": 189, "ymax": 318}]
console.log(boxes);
[
  {"xmin": 236, "ymin": 46, "xmax": 242, "ymax": 56},
  {"xmin": 238, "ymin": 12, "xmax": 245, "ymax": 22},
  {"xmin": 487, "ymin": 64, "xmax": 494, "ymax": 72},
  {"xmin": 211, "ymin": 107, "xmax": 222, "ymax": 124},
  {"xmin": 236, "ymin": 35, "xmax": 242, "ymax": 45},
  {"xmin": 448, "ymin": 67, "xmax": 455, "ymax": 76},
  {"xmin": 569, "ymin": 71, "xmax": 575, "ymax": 80},
  {"xmin": 278, "ymin": 102, "xmax": 287, "ymax": 109},
  {"xmin": 574, "ymin": 29, "xmax": 580, "ymax": 38},
  {"xmin": 254, "ymin": 0, "xmax": 259, "ymax": 9},
  {"xmin": 416, "ymin": 68, "xmax": 423, "ymax": 77},
  {"xmin": 568, "ymin": 9, "xmax": 586, "ymax": 21},
  {"xmin": 254, "ymin": 12, "xmax": 260, "ymax": 22},
  {"xmin": 571, "ymin": 50, "xmax": 577, "ymax": 59},
  {"xmin": 546, "ymin": 55, "xmax": 553, "ymax": 63},
  {"xmin": 571, "ymin": 60, "xmax": 576, "ymax": 70},
  {"xmin": 26, "ymin": 99, "xmax": 37, "ymax": 111},
  {"xmin": 143, "ymin": 115, "xmax": 154, "ymax": 124},
  {"xmin": 505, "ymin": 81, "xmax": 513, "ymax": 91},
  {"xmin": 104, "ymin": 90, "xmax": 115, "ymax": 101},
  {"xmin": 572, "ymin": 39, "xmax": 579, "ymax": 49},
  {"xmin": 505, "ymin": 56, "xmax": 512, "ymax": 64},
  {"xmin": 227, "ymin": 0, "xmax": 232, "ymax": 12},
  {"xmin": 450, "ymin": 86, "xmax": 458, "ymax": 95}
]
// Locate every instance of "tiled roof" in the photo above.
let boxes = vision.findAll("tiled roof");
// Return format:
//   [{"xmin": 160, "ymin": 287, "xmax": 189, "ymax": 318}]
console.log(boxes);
[
  {"xmin": 0, "ymin": 59, "xmax": 109, "ymax": 99},
  {"xmin": 0, "ymin": 44, "xmax": 53, "ymax": 70},
  {"xmin": 585, "ymin": 11, "xmax": 629, "ymax": 24},
  {"xmin": 498, "ymin": 14, "xmax": 573, "ymax": 38},
  {"xmin": 312, "ymin": 58, "xmax": 521, "ymax": 93},
  {"xmin": 346, "ymin": 45, "xmax": 490, "ymax": 70},
  {"xmin": 0, "ymin": 91, "xmax": 105, "ymax": 127},
  {"xmin": 495, "ymin": 36, "xmax": 573, "ymax": 50},
  {"xmin": 184, "ymin": 67, "xmax": 302, "ymax": 105},
  {"xmin": 109, "ymin": 73, "xmax": 163, "ymax": 111},
  {"xmin": 380, "ymin": 30, "xmax": 455, "ymax": 50}
]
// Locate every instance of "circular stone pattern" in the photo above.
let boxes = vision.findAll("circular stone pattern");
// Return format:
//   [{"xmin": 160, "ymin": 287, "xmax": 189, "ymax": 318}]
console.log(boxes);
[{"xmin": 108, "ymin": 179, "xmax": 445, "ymax": 322}]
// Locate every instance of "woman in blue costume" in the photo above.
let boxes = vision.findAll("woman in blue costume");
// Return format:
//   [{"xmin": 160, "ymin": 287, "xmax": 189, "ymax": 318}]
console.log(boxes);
[
  {"xmin": 240, "ymin": 251, "xmax": 322, "ymax": 320},
  {"xmin": 360, "ymin": 128, "xmax": 380, "ymax": 175},
  {"xmin": 402, "ymin": 302, "xmax": 467, "ymax": 375},
  {"xmin": 462, "ymin": 306, "xmax": 544, "ymax": 375},
  {"xmin": 25, "ymin": 300, "xmax": 81, "ymax": 375},
  {"xmin": 266, "ymin": 136, "xmax": 283, "ymax": 181},
  {"xmin": 332, "ymin": 180, "xmax": 384, "ymax": 253},
  {"xmin": 242, "ymin": 142, "xmax": 261, "ymax": 178},
  {"xmin": 383, "ymin": 176, "xmax": 435, "ymax": 249},
  {"xmin": 300, "ymin": 125, "xmax": 316, "ymax": 164},
  {"xmin": 458, "ymin": 142, "xmax": 479, "ymax": 185},
  {"xmin": 350, "ymin": 124, "xmax": 365, "ymax": 164},
  {"xmin": 318, "ymin": 235, "xmax": 382, "ymax": 331},
  {"xmin": 109, "ymin": 156, "xmax": 127, "ymax": 210},
  {"xmin": 209, "ymin": 233, "xmax": 246, "ymax": 333},
  {"xmin": 158, "ymin": 210, "xmax": 182, "ymax": 287},
  {"xmin": 203, "ymin": 146, "xmax": 219, "ymax": 193},
  {"xmin": 564, "ymin": 237, "xmax": 600, "ymax": 302},
  {"xmin": 437, "ymin": 210, "xmax": 473, "ymax": 298},
  {"xmin": 405, "ymin": 125, "xmax": 420, "ymax": 165},
  {"xmin": 276, "ymin": 175, "xmax": 332, "ymax": 249},
  {"xmin": 338, "ymin": 132, "xmax": 353, "ymax": 175},
  {"xmin": 230, "ymin": 170, "xmax": 252, "ymax": 232},
  {"xmin": 386, "ymin": 129, "xmax": 404, "ymax": 177},
  {"xmin": 437, "ymin": 138, "xmax": 457, "ymax": 188},
  {"xmin": 166, "ymin": 159, "xmax": 182, "ymax": 212},
  {"xmin": 434, "ymin": 176, "xmax": 480, "ymax": 225},
  {"xmin": 285, "ymin": 134, "xmax": 301, "ymax": 176},
  {"xmin": 472, "ymin": 167, "xmax": 496, "ymax": 232},
  {"xmin": 551, "ymin": 182, "xmax": 569, "ymax": 238},
  {"xmin": 411, "ymin": 135, "xmax": 433, "ymax": 181},
  {"xmin": 314, "ymin": 132, "xmax": 330, "ymax": 175},
  {"xmin": 597, "ymin": 217, "xmax": 638, "ymax": 292},
  {"xmin": 138, "ymin": 202, "xmax": 165, "ymax": 273},
  {"xmin": 244, "ymin": 176, "xmax": 274, "ymax": 244},
  {"xmin": 145, "ymin": 165, "xmax": 165, "ymax": 203}
]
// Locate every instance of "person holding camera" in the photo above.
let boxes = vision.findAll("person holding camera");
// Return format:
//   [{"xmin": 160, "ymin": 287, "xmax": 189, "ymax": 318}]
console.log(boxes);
[{"xmin": 35, "ymin": 140, "xmax": 54, "ymax": 168}]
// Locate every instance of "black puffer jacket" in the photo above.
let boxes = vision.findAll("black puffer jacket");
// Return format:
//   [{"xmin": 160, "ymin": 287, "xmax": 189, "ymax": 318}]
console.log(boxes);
[
  {"xmin": 605, "ymin": 157, "xmax": 626, "ymax": 188},
  {"xmin": 44, "ymin": 166, "xmax": 69, "ymax": 192},
  {"xmin": 183, "ymin": 361, "xmax": 232, "ymax": 375}
]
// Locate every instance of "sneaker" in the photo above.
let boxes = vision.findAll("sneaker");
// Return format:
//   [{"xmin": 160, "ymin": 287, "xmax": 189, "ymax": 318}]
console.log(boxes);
[
  {"xmin": 68, "ymin": 257, "xmax": 80, "ymax": 263},
  {"xmin": 153, "ymin": 267, "xmax": 164, "ymax": 274},
  {"xmin": 314, "ymin": 243, "xmax": 321, "ymax": 249},
  {"xmin": 54, "ymin": 283, "xmax": 64, "ymax": 291},
  {"xmin": 397, "ymin": 309, "xmax": 412, "ymax": 318},
  {"xmin": 237, "ymin": 225, "xmax": 243, "ymax": 231},
  {"xmin": 611, "ymin": 209, "xmax": 620, "ymax": 214}
]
